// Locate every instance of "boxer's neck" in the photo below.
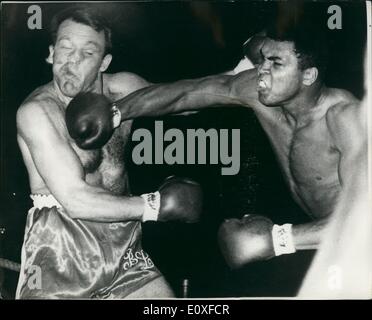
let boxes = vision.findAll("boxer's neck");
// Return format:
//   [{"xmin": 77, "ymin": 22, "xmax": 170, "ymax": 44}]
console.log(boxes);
[
  {"xmin": 281, "ymin": 84, "xmax": 326, "ymax": 128},
  {"xmin": 52, "ymin": 82, "xmax": 72, "ymax": 106}
]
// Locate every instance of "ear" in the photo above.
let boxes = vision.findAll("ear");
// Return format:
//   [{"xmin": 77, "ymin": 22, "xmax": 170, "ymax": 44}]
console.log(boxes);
[
  {"xmin": 302, "ymin": 67, "xmax": 318, "ymax": 86},
  {"xmin": 45, "ymin": 45, "xmax": 54, "ymax": 64},
  {"xmin": 100, "ymin": 54, "xmax": 112, "ymax": 72}
]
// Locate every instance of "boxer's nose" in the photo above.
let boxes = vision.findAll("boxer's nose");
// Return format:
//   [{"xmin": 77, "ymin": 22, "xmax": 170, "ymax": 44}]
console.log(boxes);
[
  {"xmin": 68, "ymin": 49, "xmax": 82, "ymax": 64},
  {"xmin": 257, "ymin": 60, "xmax": 270, "ymax": 75}
]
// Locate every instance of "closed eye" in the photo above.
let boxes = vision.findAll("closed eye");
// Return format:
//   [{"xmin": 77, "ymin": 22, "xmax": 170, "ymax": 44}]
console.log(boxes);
[
  {"xmin": 60, "ymin": 44, "xmax": 72, "ymax": 49},
  {"xmin": 57, "ymin": 39, "xmax": 73, "ymax": 49}
]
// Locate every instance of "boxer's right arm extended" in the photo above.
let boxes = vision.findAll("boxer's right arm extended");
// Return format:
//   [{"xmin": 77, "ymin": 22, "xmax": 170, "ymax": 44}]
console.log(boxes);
[
  {"xmin": 17, "ymin": 102, "xmax": 201, "ymax": 223},
  {"xmin": 66, "ymin": 69, "xmax": 264, "ymax": 149},
  {"xmin": 115, "ymin": 68, "xmax": 262, "ymax": 119}
]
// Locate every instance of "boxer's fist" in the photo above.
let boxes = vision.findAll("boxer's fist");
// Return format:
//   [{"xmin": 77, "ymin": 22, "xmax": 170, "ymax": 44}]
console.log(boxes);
[
  {"xmin": 141, "ymin": 176, "xmax": 203, "ymax": 223},
  {"xmin": 66, "ymin": 92, "xmax": 119, "ymax": 149},
  {"xmin": 218, "ymin": 214, "xmax": 275, "ymax": 269},
  {"xmin": 159, "ymin": 176, "xmax": 203, "ymax": 223}
]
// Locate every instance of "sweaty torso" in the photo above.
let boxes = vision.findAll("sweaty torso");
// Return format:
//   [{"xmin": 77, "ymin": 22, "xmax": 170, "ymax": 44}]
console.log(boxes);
[
  {"xmin": 19, "ymin": 73, "xmax": 137, "ymax": 197},
  {"xmin": 252, "ymin": 89, "xmax": 357, "ymax": 218}
]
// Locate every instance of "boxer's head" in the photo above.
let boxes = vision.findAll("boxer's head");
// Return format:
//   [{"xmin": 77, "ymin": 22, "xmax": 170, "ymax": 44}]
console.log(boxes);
[
  {"xmin": 46, "ymin": 6, "xmax": 113, "ymax": 97},
  {"xmin": 257, "ymin": 23, "xmax": 328, "ymax": 106}
]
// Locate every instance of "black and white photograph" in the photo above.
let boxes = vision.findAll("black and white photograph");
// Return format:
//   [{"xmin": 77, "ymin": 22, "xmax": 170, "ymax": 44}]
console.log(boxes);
[{"xmin": 0, "ymin": 0, "xmax": 370, "ymax": 303}]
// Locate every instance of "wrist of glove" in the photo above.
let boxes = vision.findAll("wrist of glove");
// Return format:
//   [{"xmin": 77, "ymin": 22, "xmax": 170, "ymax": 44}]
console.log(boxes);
[
  {"xmin": 111, "ymin": 103, "xmax": 122, "ymax": 129},
  {"xmin": 271, "ymin": 224, "xmax": 296, "ymax": 256},
  {"xmin": 141, "ymin": 191, "xmax": 161, "ymax": 222},
  {"xmin": 218, "ymin": 215, "xmax": 296, "ymax": 269}
]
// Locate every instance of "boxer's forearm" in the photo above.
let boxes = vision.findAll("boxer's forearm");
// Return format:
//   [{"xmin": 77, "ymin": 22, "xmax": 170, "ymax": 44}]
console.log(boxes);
[
  {"xmin": 56, "ymin": 183, "xmax": 145, "ymax": 222},
  {"xmin": 292, "ymin": 218, "xmax": 330, "ymax": 250},
  {"xmin": 115, "ymin": 74, "xmax": 247, "ymax": 120}
]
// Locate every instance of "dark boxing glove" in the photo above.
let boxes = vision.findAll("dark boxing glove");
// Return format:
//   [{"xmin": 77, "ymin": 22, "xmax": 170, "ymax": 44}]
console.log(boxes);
[
  {"xmin": 141, "ymin": 176, "xmax": 203, "ymax": 223},
  {"xmin": 65, "ymin": 92, "xmax": 122, "ymax": 149},
  {"xmin": 218, "ymin": 214, "xmax": 296, "ymax": 268}
]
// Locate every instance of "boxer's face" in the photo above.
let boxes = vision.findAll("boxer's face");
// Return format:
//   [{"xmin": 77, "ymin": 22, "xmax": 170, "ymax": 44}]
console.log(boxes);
[
  {"xmin": 48, "ymin": 19, "xmax": 112, "ymax": 98},
  {"xmin": 257, "ymin": 39, "xmax": 303, "ymax": 106}
]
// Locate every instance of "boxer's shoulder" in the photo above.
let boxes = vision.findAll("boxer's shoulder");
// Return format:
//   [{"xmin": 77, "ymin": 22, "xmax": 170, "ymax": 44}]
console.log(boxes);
[
  {"xmin": 17, "ymin": 84, "xmax": 66, "ymax": 138},
  {"xmin": 21, "ymin": 82, "xmax": 62, "ymax": 108},
  {"xmin": 324, "ymin": 88, "xmax": 359, "ymax": 108},
  {"xmin": 325, "ymin": 89, "xmax": 364, "ymax": 149},
  {"xmin": 325, "ymin": 88, "xmax": 360, "ymax": 124},
  {"xmin": 104, "ymin": 72, "xmax": 150, "ymax": 99}
]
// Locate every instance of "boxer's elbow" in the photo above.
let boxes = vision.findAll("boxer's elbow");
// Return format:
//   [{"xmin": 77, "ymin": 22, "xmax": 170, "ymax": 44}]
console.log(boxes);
[
  {"xmin": 57, "ymin": 195, "xmax": 84, "ymax": 220},
  {"xmin": 182, "ymin": 76, "xmax": 232, "ymax": 109},
  {"xmin": 55, "ymin": 183, "xmax": 95, "ymax": 220},
  {"xmin": 198, "ymin": 76, "xmax": 230, "ymax": 95},
  {"xmin": 62, "ymin": 200, "xmax": 87, "ymax": 220}
]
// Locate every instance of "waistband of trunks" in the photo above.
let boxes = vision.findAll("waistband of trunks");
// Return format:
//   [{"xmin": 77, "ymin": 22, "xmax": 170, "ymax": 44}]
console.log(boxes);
[{"xmin": 30, "ymin": 194, "xmax": 62, "ymax": 209}]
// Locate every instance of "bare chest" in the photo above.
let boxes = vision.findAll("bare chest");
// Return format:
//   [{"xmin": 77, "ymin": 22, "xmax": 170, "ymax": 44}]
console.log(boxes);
[
  {"xmin": 289, "ymin": 122, "xmax": 339, "ymax": 187},
  {"xmin": 70, "ymin": 120, "xmax": 133, "ymax": 193},
  {"xmin": 258, "ymin": 115, "xmax": 341, "ymax": 215}
]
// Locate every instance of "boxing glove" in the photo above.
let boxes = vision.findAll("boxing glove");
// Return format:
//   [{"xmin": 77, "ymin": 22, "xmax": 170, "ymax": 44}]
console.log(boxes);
[
  {"xmin": 141, "ymin": 176, "xmax": 203, "ymax": 223},
  {"xmin": 218, "ymin": 215, "xmax": 296, "ymax": 268},
  {"xmin": 218, "ymin": 214, "xmax": 275, "ymax": 268},
  {"xmin": 65, "ymin": 92, "xmax": 121, "ymax": 149}
]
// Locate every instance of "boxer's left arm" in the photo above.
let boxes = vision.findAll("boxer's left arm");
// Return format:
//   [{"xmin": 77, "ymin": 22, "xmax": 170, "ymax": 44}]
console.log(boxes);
[
  {"xmin": 290, "ymin": 217, "xmax": 330, "ymax": 250},
  {"xmin": 326, "ymin": 101, "xmax": 367, "ymax": 197}
]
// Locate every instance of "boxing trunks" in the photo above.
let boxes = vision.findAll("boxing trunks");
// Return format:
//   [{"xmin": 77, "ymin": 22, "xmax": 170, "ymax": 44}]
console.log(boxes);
[{"xmin": 16, "ymin": 194, "xmax": 161, "ymax": 299}]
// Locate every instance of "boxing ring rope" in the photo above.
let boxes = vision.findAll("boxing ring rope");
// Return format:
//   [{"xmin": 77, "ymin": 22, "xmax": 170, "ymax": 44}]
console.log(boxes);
[
  {"xmin": 0, "ymin": 227, "xmax": 21, "ymax": 272},
  {"xmin": 0, "ymin": 258, "xmax": 21, "ymax": 272}
]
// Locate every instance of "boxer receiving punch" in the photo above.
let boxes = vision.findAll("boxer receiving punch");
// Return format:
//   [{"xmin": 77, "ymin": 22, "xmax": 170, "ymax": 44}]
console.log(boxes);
[
  {"xmin": 67, "ymin": 22, "xmax": 366, "ymax": 268},
  {"xmin": 16, "ymin": 6, "xmax": 202, "ymax": 299}
]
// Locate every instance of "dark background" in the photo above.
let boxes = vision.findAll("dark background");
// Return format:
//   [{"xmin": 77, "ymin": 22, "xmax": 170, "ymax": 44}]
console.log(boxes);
[{"xmin": 0, "ymin": 1, "xmax": 367, "ymax": 298}]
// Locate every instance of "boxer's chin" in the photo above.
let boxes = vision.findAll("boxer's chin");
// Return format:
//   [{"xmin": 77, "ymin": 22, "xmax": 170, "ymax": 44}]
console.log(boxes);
[
  {"xmin": 258, "ymin": 93, "xmax": 278, "ymax": 107},
  {"xmin": 61, "ymin": 81, "xmax": 82, "ymax": 98}
]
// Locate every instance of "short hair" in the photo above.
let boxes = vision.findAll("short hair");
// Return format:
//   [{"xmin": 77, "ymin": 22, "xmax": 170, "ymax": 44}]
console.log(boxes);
[
  {"xmin": 50, "ymin": 6, "xmax": 112, "ymax": 55},
  {"xmin": 266, "ymin": 21, "xmax": 328, "ymax": 79}
]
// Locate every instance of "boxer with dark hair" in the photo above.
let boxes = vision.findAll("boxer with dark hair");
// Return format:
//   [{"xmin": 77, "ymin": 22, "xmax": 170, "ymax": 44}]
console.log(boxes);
[
  {"xmin": 16, "ymin": 6, "xmax": 202, "ymax": 299},
  {"xmin": 49, "ymin": 6, "xmax": 113, "ymax": 55},
  {"xmin": 67, "ymin": 21, "xmax": 366, "ymax": 268}
]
